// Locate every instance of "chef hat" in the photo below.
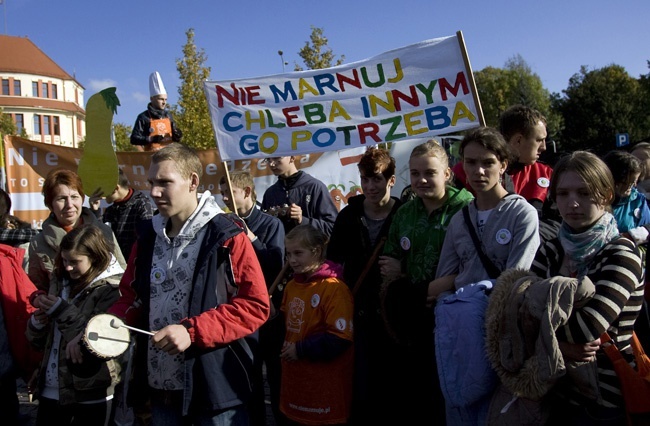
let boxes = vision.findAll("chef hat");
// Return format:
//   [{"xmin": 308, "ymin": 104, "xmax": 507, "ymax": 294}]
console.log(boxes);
[{"xmin": 149, "ymin": 71, "xmax": 167, "ymax": 97}]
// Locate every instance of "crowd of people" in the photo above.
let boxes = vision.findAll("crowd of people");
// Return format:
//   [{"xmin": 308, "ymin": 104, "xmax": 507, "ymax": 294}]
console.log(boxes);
[{"xmin": 0, "ymin": 101, "xmax": 649, "ymax": 426}]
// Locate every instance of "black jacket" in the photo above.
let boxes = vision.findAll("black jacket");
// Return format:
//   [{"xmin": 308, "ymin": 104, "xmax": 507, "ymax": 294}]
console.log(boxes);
[
  {"xmin": 130, "ymin": 103, "xmax": 182, "ymax": 146},
  {"xmin": 326, "ymin": 194, "xmax": 402, "ymax": 319}
]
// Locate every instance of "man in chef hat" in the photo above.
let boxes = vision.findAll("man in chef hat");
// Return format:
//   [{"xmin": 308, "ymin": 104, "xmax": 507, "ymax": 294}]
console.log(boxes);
[{"xmin": 130, "ymin": 71, "xmax": 183, "ymax": 151}]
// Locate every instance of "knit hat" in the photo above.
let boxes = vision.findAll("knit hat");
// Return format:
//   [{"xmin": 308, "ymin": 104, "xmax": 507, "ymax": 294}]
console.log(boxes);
[{"xmin": 149, "ymin": 71, "xmax": 167, "ymax": 97}]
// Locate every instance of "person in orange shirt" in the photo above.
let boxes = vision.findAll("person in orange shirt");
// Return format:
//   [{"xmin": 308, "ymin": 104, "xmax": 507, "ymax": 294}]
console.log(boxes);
[{"xmin": 280, "ymin": 224, "xmax": 353, "ymax": 425}]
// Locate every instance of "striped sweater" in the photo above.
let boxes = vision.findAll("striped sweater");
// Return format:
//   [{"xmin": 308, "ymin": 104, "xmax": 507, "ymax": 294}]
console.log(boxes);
[{"xmin": 531, "ymin": 235, "xmax": 644, "ymax": 408}]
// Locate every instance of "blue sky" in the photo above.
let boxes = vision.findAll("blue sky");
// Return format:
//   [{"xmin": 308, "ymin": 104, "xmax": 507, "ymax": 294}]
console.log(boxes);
[{"xmin": 3, "ymin": 0, "xmax": 648, "ymax": 127}]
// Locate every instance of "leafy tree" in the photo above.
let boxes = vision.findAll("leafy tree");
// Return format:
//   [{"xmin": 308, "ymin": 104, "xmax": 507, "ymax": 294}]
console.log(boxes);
[
  {"xmin": 557, "ymin": 65, "xmax": 645, "ymax": 155},
  {"xmin": 474, "ymin": 55, "xmax": 561, "ymax": 138},
  {"xmin": 0, "ymin": 108, "xmax": 17, "ymax": 137},
  {"xmin": 473, "ymin": 66, "xmax": 511, "ymax": 126},
  {"xmin": 113, "ymin": 123, "xmax": 136, "ymax": 152},
  {"xmin": 636, "ymin": 61, "xmax": 650, "ymax": 142},
  {"xmin": 294, "ymin": 26, "xmax": 345, "ymax": 71},
  {"xmin": 171, "ymin": 28, "xmax": 215, "ymax": 150}
]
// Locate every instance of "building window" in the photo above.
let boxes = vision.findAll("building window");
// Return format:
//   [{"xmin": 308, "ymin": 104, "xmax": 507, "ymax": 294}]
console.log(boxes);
[
  {"xmin": 53, "ymin": 116, "xmax": 60, "ymax": 136},
  {"xmin": 51, "ymin": 84, "xmax": 58, "ymax": 100},
  {"xmin": 15, "ymin": 114, "xmax": 24, "ymax": 133},
  {"xmin": 33, "ymin": 115, "xmax": 41, "ymax": 134},
  {"xmin": 2, "ymin": 79, "xmax": 9, "ymax": 95},
  {"xmin": 43, "ymin": 116, "xmax": 51, "ymax": 135},
  {"xmin": 13, "ymin": 80, "xmax": 21, "ymax": 96},
  {"xmin": 41, "ymin": 82, "xmax": 49, "ymax": 98},
  {"xmin": 32, "ymin": 82, "xmax": 38, "ymax": 97}
]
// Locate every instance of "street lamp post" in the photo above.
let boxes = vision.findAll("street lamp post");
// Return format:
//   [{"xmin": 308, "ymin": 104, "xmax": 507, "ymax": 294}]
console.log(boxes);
[{"xmin": 278, "ymin": 50, "xmax": 287, "ymax": 72}]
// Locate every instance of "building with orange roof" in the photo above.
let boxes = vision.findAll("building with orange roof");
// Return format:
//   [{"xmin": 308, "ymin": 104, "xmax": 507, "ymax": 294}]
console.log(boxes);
[{"xmin": 0, "ymin": 35, "xmax": 85, "ymax": 146}]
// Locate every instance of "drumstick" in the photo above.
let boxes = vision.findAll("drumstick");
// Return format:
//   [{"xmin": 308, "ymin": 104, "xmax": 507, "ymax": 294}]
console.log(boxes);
[
  {"xmin": 110, "ymin": 319, "xmax": 155, "ymax": 336},
  {"xmin": 352, "ymin": 236, "xmax": 387, "ymax": 296},
  {"xmin": 268, "ymin": 262, "xmax": 292, "ymax": 297}
]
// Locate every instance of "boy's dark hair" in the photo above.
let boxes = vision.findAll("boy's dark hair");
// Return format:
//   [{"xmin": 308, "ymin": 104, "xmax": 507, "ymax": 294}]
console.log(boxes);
[
  {"xmin": 460, "ymin": 127, "xmax": 513, "ymax": 164},
  {"xmin": 603, "ymin": 150, "xmax": 643, "ymax": 186},
  {"xmin": 357, "ymin": 147, "xmax": 396, "ymax": 181},
  {"xmin": 498, "ymin": 105, "xmax": 547, "ymax": 141},
  {"xmin": 117, "ymin": 168, "xmax": 130, "ymax": 188},
  {"xmin": 0, "ymin": 188, "xmax": 30, "ymax": 229}
]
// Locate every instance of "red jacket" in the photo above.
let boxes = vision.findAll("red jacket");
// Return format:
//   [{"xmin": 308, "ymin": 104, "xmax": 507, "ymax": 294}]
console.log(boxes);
[{"xmin": 0, "ymin": 244, "xmax": 42, "ymax": 379}]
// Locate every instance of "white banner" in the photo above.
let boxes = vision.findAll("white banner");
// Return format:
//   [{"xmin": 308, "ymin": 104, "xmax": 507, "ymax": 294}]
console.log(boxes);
[{"xmin": 205, "ymin": 34, "xmax": 481, "ymax": 161}]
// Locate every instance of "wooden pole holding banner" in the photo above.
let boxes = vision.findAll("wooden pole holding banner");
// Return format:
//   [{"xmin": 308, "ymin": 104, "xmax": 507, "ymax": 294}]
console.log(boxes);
[
  {"xmin": 456, "ymin": 30, "xmax": 486, "ymax": 127},
  {"xmin": 222, "ymin": 160, "xmax": 239, "ymax": 215}
]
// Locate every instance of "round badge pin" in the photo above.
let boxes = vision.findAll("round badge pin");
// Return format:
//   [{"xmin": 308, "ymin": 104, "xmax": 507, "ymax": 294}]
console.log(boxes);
[
  {"xmin": 151, "ymin": 267, "xmax": 166, "ymax": 285},
  {"xmin": 336, "ymin": 317, "xmax": 347, "ymax": 331},
  {"xmin": 537, "ymin": 177, "xmax": 550, "ymax": 188},
  {"xmin": 400, "ymin": 236, "xmax": 411, "ymax": 251},
  {"xmin": 311, "ymin": 294, "xmax": 321, "ymax": 308},
  {"xmin": 495, "ymin": 229, "xmax": 512, "ymax": 245}
]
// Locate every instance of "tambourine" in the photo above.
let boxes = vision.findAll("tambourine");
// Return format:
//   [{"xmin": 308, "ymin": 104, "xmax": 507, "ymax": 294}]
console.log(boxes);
[
  {"xmin": 379, "ymin": 276, "xmax": 433, "ymax": 345},
  {"xmin": 83, "ymin": 313, "xmax": 131, "ymax": 359}
]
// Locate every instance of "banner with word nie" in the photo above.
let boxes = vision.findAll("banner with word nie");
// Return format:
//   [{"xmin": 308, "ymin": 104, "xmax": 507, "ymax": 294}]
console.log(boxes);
[{"xmin": 204, "ymin": 32, "xmax": 482, "ymax": 161}]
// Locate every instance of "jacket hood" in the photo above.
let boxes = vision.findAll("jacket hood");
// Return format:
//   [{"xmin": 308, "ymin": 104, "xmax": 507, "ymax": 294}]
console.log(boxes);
[
  {"xmin": 293, "ymin": 260, "xmax": 343, "ymax": 283},
  {"xmin": 90, "ymin": 255, "xmax": 124, "ymax": 285},
  {"xmin": 485, "ymin": 268, "xmax": 597, "ymax": 400},
  {"xmin": 152, "ymin": 191, "xmax": 224, "ymax": 240},
  {"xmin": 41, "ymin": 207, "xmax": 104, "ymax": 248},
  {"xmin": 613, "ymin": 186, "xmax": 642, "ymax": 206},
  {"xmin": 445, "ymin": 185, "xmax": 474, "ymax": 209},
  {"xmin": 347, "ymin": 194, "xmax": 366, "ymax": 210}
]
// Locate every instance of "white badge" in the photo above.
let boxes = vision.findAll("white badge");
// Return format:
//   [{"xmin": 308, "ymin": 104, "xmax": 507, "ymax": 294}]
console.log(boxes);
[
  {"xmin": 495, "ymin": 229, "xmax": 512, "ymax": 245},
  {"xmin": 151, "ymin": 267, "xmax": 166, "ymax": 285},
  {"xmin": 311, "ymin": 293, "xmax": 321, "ymax": 308},
  {"xmin": 336, "ymin": 317, "xmax": 347, "ymax": 331},
  {"xmin": 537, "ymin": 177, "xmax": 550, "ymax": 188},
  {"xmin": 400, "ymin": 236, "xmax": 411, "ymax": 250}
]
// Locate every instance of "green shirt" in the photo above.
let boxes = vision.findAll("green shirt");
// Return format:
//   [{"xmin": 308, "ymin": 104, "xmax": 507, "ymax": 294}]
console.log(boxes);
[{"xmin": 384, "ymin": 185, "xmax": 473, "ymax": 283}]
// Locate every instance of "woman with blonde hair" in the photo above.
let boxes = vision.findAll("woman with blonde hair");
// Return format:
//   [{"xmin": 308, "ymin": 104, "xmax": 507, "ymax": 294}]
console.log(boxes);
[{"xmin": 379, "ymin": 138, "xmax": 473, "ymax": 424}]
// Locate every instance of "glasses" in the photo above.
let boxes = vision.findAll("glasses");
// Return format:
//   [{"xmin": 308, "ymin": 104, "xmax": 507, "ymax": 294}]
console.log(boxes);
[{"xmin": 261, "ymin": 157, "xmax": 283, "ymax": 165}]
